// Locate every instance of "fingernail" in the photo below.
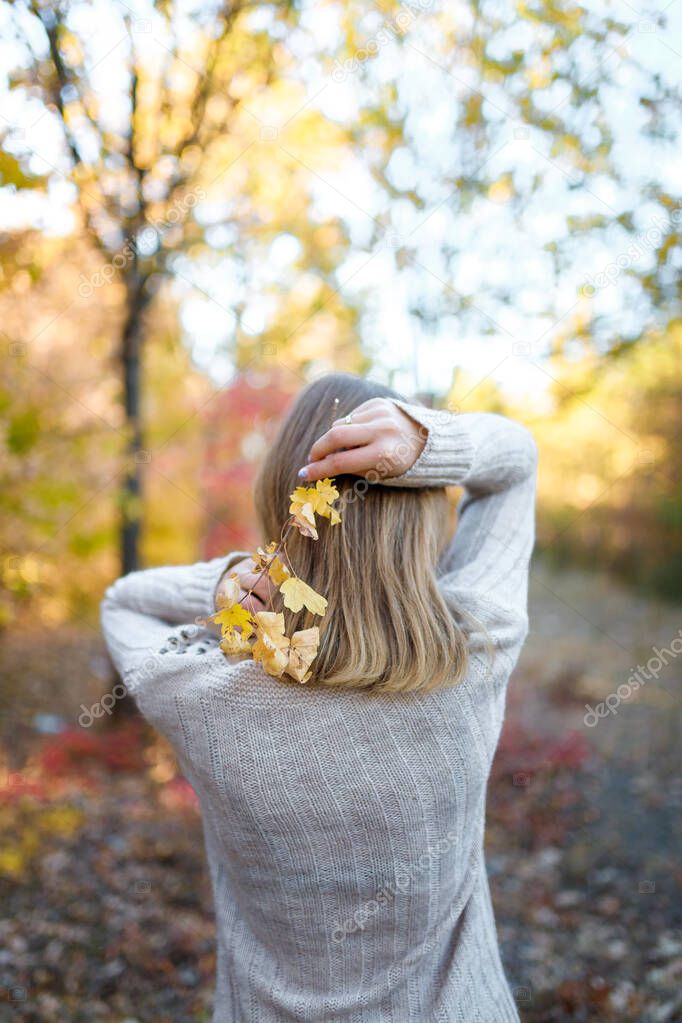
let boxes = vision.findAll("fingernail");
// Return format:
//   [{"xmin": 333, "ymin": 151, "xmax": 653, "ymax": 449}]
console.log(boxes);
[{"xmin": 297, "ymin": 466, "xmax": 308, "ymax": 479}]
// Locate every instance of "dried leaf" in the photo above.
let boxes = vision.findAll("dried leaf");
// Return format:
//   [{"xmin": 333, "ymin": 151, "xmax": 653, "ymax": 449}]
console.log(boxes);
[
  {"xmin": 213, "ymin": 602, "xmax": 254, "ymax": 638},
  {"xmin": 253, "ymin": 611, "xmax": 289, "ymax": 648},
  {"xmin": 252, "ymin": 543, "xmax": 278, "ymax": 572},
  {"xmin": 280, "ymin": 576, "xmax": 328, "ymax": 616},
  {"xmin": 268, "ymin": 555, "xmax": 290, "ymax": 586},
  {"xmin": 285, "ymin": 626, "xmax": 319, "ymax": 683},
  {"xmin": 289, "ymin": 478, "xmax": 341, "ymax": 528},
  {"xmin": 312, "ymin": 478, "xmax": 341, "ymax": 524},
  {"xmin": 252, "ymin": 544, "xmax": 291, "ymax": 585},
  {"xmin": 216, "ymin": 572, "xmax": 241, "ymax": 608},
  {"xmin": 289, "ymin": 498, "xmax": 318, "ymax": 539},
  {"xmin": 219, "ymin": 629, "xmax": 252, "ymax": 655},
  {"xmin": 252, "ymin": 611, "xmax": 290, "ymax": 677}
]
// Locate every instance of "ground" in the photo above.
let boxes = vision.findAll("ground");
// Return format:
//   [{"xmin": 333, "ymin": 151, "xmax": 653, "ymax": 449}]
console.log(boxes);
[{"xmin": 0, "ymin": 559, "xmax": 680, "ymax": 1022}]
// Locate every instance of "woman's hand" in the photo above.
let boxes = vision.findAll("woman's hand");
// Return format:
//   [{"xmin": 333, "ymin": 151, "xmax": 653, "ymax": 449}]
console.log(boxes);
[
  {"xmin": 216, "ymin": 557, "xmax": 271, "ymax": 613},
  {"xmin": 298, "ymin": 398, "xmax": 426, "ymax": 482}
]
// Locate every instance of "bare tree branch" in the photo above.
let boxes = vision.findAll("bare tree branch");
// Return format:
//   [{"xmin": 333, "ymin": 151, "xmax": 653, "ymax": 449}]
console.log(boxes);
[{"xmin": 27, "ymin": 2, "xmax": 112, "ymax": 258}]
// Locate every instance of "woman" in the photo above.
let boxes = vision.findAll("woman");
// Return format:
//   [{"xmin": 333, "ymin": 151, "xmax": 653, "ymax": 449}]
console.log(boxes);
[{"xmin": 101, "ymin": 372, "xmax": 537, "ymax": 1022}]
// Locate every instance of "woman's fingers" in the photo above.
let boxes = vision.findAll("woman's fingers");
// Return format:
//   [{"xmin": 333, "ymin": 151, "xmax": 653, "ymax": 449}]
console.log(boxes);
[
  {"xmin": 298, "ymin": 397, "xmax": 428, "ymax": 482},
  {"xmin": 227, "ymin": 559, "xmax": 271, "ymax": 611},
  {"xmin": 240, "ymin": 574, "xmax": 269, "ymax": 612},
  {"xmin": 299, "ymin": 397, "xmax": 427, "ymax": 482},
  {"xmin": 240, "ymin": 590, "xmax": 267, "ymax": 614},
  {"xmin": 218, "ymin": 558, "xmax": 273, "ymax": 613},
  {"xmin": 240, "ymin": 569, "xmax": 269, "ymax": 598},
  {"xmin": 300, "ymin": 442, "xmax": 385, "ymax": 482},
  {"xmin": 308, "ymin": 423, "xmax": 374, "ymax": 463},
  {"xmin": 330, "ymin": 399, "xmax": 381, "ymax": 425}
]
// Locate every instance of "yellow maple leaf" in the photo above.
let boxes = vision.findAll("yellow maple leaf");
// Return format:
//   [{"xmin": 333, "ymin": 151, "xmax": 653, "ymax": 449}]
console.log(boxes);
[
  {"xmin": 268, "ymin": 555, "xmax": 290, "ymax": 586},
  {"xmin": 289, "ymin": 476, "xmax": 342, "ymax": 537},
  {"xmin": 280, "ymin": 576, "xmax": 328, "ymax": 616},
  {"xmin": 220, "ymin": 628, "xmax": 252, "ymax": 655},
  {"xmin": 289, "ymin": 485, "xmax": 314, "ymax": 507},
  {"xmin": 285, "ymin": 626, "xmax": 319, "ymax": 683},
  {"xmin": 213, "ymin": 602, "xmax": 254, "ymax": 639},
  {"xmin": 290, "ymin": 478, "xmax": 341, "ymax": 523},
  {"xmin": 252, "ymin": 611, "xmax": 290, "ymax": 677},
  {"xmin": 312, "ymin": 478, "xmax": 341, "ymax": 523},
  {"xmin": 254, "ymin": 611, "xmax": 289, "ymax": 647},
  {"xmin": 252, "ymin": 544, "xmax": 290, "ymax": 585},
  {"xmin": 289, "ymin": 497, "xmax": 318, "ymax": 539}
]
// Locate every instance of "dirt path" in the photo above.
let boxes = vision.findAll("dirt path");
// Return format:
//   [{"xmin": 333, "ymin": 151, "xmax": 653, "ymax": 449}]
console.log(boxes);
[{"xmin": 488, "ymin": 560, "xmax": 682, "ymax": 1022}]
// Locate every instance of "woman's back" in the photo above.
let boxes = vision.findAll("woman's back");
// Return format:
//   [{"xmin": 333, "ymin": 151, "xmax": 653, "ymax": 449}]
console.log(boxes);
[
  {"xmin": 101, "ymin": 391, "xmax": 537, "ymax": 1021},
  {"xmin": 142, "ymin": 622, "xmax": 518, "ymax": 1022}
]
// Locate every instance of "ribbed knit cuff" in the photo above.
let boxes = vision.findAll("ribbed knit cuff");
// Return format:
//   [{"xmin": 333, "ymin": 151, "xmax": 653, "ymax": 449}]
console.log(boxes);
[{"xmin": 382, "ymin": 399, "xmax": 475, "ymax": 488}]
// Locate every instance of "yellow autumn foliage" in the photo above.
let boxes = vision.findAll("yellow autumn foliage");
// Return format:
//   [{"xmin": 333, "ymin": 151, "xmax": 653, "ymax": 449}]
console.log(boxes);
[
  {"xmin": 286, "ymin": 627, "xmax": 320, "ymax": 683},
  {"xmin": 209, "ymin": 475, "xmax": 340, "ymax": 680},
  {"xmin": 279, "ymin": 577, "xmax": 328, "ymax": 616}
]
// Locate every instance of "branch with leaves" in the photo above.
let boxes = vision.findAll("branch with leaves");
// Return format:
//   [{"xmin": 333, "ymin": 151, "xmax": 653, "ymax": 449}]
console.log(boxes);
[{"xmin": 209, "ymin": 477, "xmax": 342, "ymax": 683}]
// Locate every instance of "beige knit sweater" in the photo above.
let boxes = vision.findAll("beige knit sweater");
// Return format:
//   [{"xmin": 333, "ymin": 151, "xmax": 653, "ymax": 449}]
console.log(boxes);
[{"xmin": 100, "ymin": 399, "xmax": 537, "ymax": 1022}]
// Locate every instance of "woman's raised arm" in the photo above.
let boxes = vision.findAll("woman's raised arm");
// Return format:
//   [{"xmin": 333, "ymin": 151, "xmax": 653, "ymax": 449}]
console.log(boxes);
[
  {"xmin": 302, "ymin": 397, "xmax": 538, "ymax": 645},
  {"xmin": 382, "ymin": 402, "xmax": 537, "ymax": 633},
  {"xmin": 100, "ymin": 553, "xmax": 246, "ymax": 683}
]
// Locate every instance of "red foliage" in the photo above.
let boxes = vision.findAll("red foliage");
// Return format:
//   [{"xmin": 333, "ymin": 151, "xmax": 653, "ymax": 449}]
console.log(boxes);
[
  {"xmin": 201, "ymin": 371, "xmax": 296, "ymax": 557},
  {"xmin": 0, "ymin": 773, "xmax": 47, "ymax": 805},
  {"xmin": 544, "ymin": 729, "xmax": 590, "ymax": 769},
  {"xmin": 36, "ymin": 722, "xmax": 147, "ymax": 777},
  {"xmin": 159, "ymin": 776, "xmax": 199, "ymax": 813},
  {"xmin": 494, "ymin": 717, "xmax": 590, "ymax": 782}
]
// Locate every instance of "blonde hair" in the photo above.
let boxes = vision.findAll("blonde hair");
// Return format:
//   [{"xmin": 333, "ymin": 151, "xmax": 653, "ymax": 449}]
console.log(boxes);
[{"xmin": 254, "ymin": 372, "xmax": 469, "ymax": 693}]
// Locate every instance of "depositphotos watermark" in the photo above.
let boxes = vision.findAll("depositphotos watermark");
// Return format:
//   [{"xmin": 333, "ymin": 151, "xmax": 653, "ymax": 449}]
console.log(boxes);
[
  {"xmin": 78, "ymin": 624, "xmax": 202, "ymax": 726},
  {"xmin": 78, "ymin": 680, "xmax": 132, "ymax": 726},
  {"xmin": 331, "ymin": 830, "xmax": 457, "ymax": 944},
  {"xmin": 77, "ymin": 188, "xmax": 206, "ymax": 297},
  {"xmin": 338, "ymin": 400, "xmax": 462, "ymax": 507},
  {"xmin": 331, "ymin": 0, "xmax": 433, "ymax": 82},
  {"xmin": 583, "ymin": 628, "xmax": 682, "ymax": 727},
  {"xmin": 581, "ymin": 208, "xmax": 682, "ymax": 295}
]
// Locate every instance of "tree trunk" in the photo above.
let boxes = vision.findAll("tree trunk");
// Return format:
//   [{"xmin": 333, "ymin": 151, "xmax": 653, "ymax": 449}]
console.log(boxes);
[
  {"xmin": 112, "ymin": 274, "xmax": 151, "ymax": 720},
  {"xmin": 120, "ymin": 275, "xmax": 150, "ymax": 576}
]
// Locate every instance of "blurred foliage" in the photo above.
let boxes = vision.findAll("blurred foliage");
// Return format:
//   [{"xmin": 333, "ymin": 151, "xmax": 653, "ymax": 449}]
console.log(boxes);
[
  {"xmin": 201, "ymin": 371, "xmax": 297, "ymax": 555},
  {"xmin": 0, "ymin": 0, "xmax": 680, "ymax": 621},
  {"xmin": 448, "ymin": 318, "xmax": 682, "ymax": 600},
  {"xmin": 0, "ymin": 0, "xmax": 369, "ymax": 576},
  {"xmin": 0, "ymin": 721, "xmax": 152, "ymax": 878},
  {"xmin": 331, "ymin": 0, "xmax": 681, "ymax": 349},
  {"xmin": 0, "ymin": 10, "xmax": 679, "ymax": 1015},
  {"xmin": 0, "ymin": 235, "xmax": 210, "ymax": 627},
  {"xmin": 532, "ymin": 320, "xmax": 682, "ymax": 599}
]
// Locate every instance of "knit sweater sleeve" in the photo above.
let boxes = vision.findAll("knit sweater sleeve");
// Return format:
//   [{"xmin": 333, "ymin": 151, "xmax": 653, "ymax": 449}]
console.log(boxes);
[
  {"xmin": 100, "ymin": 551, "xmax": 248, "ymax": 687},
  {"xmin": 382, "ymin": 400, "xmax": 538, "ymax": 649}
]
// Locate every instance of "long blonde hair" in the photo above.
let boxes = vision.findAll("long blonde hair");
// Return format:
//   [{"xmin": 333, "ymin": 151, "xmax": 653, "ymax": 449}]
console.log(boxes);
[{"xmin": 254, "ymin": 373, "xmax": 468, "ymax": 693}]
